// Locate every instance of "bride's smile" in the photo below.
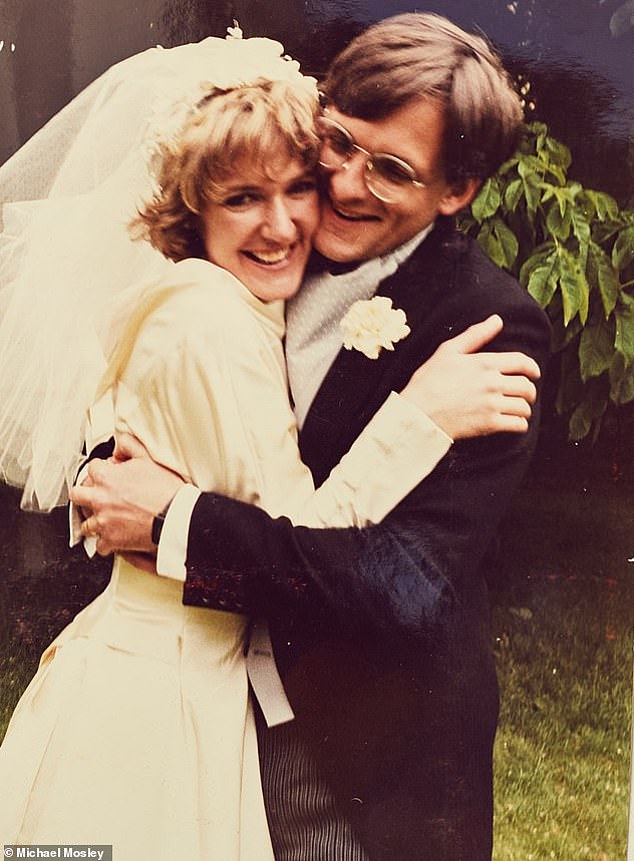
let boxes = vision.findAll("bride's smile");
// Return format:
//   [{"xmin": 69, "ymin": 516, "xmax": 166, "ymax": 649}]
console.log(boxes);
[{"xmin": 201, "ymin": 153, "xmax": 319, "ymax": 303}]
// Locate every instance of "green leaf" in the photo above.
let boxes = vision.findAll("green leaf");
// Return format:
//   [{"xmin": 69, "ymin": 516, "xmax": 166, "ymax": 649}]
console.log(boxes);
[
  {"xmin": 558, "ymin": 247, "xmax": 590, "ymax": 326},
  {"xmin": 578, "ymin": 320, "xmax": 615, "ymax": 381},
  {"xmin": 471, "ymin": 178, "xmax": 501, "ymax": 222},
  {"xmin": 476, "ymin": 223, "xmax": 499, "ymax": 266},
  {"xmin": 534, "ymin": 138, "xmax": 568, "ymax": 182},
  {"xmin": 569, "ymin": 401, "xmax": 595, "ymax": 441},
  {"xmin": 519, "ymin": 245, "xmax": 552, "ymax": 285},
  {"xmin": 517, "ymin": 160, "xmax": 543, "ymax": 215},
  {"xmin": 476, "ymin": 219, "xmax": 518, "ymax": 270},
  {"xmin": 614, "ymin": 294, "xmax": 634, "ymax": 362},
  {"xmin": 544, "ymin": 136, "xmax": 572, "ymax": 170},
  {"xmin": 483, "ymin": 116, "xmax": 634, "ymax": 444},
  {"xmin": 518, "ymin": 154, "xmax": 547, "ymax": 177},
  {"xmin": 527, "ymin": 265, "xmax": 558, "ymax": 308},
  {"xmin": 546, "ymin": 163, "xmax": 567, "ymax": 186},
  {"xmin": 609, "ymin": 351, "xmax": 634, "ymax": 404},
  {"xmin": 612, "ymin": 225, "xmax": 634, "ymax": 271},
  {"xmin": 587, "ymin": 242, "xmax": 619, "ymax": 317},
  {"xmin": 523, "ymin": 251, "xmax": 559, "ymax": 307},
  {"xmin": 492, "ymin": 218, "xmax": 519, "ymax": 269},
  {"xmin": 581, "ymin": 190, "xmax": 619, "ymax": 223},
  {"xmin": 546, "ymin": 199, "xmax": 572, "ymax": 241},
  {"xmin": 497, "ymin": 155, "xmax": 519, "ymax": 177},
  {"xmin": 571, "ymin": 206, "xmax": 591, "ymax": 251},
  {"xmin": 592, "ymin": 221, "xmax": 624, "ymax": 246},
  {"xmin": 504, "ymin": 178, "xmax": 524, "ymax": 213},
  {"xmin": 541, "ymin": 185, "xmax": 560, "ymax": 211},
  {"xmin": 568, "ymin": 380, "xmax": 608, "ymax": 441},
  {"xmin": 520, "ymin": 242, "xmax": 557, "ymax": 276}
]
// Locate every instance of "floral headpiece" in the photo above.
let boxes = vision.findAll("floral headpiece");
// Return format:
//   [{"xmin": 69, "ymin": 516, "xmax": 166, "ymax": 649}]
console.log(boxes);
[{"xmin": 143, "ymin": 23, "xmax": 318, "ymax": 168}]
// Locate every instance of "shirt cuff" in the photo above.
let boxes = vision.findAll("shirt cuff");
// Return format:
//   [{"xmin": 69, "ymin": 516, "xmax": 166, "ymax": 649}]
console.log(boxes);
[{"xmin": 156, "ymin": 483, "xmax": 201, "ymax": 582}]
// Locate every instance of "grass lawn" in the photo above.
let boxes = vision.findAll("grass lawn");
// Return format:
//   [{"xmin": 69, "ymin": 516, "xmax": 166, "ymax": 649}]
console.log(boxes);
[
  {"xmin": 0, "ymin": 474, "xmax": 632, "ymax": 858},
  {"xmin": 492, "ymin": 581, "xmax": 631, "ymax": 859},
  {"xmin": 491, "ymin": 475, "xmax": 633, "ymax": 859}
]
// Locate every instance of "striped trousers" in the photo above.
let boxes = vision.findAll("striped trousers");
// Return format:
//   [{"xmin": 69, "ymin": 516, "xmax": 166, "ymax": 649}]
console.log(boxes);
[{"xmin": 256, "ymin": 708, "xmax": 369, "ymax": 860}]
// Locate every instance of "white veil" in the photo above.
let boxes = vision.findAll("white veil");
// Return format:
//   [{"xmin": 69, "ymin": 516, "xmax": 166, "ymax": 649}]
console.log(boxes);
[{"xmin": 0, "ymin": 27, "xmax": 316, "ymax": 511}]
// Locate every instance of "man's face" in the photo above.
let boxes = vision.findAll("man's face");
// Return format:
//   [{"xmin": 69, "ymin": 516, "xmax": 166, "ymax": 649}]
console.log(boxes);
[{"xmin": 314, "ymin": 98, "xmax": 476, "ymax": 263}]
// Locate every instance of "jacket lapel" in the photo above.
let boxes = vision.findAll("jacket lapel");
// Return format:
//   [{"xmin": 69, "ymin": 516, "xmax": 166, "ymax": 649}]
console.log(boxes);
[{"xmin": 298, "ymin": 221, "xmax": 456, "ymax": 482}]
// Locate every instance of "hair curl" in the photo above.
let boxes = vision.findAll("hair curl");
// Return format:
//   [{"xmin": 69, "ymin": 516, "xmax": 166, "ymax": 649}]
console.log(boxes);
[{"xmin": 133, "ymin": 78, "xmax": 319, "ymax": 261}]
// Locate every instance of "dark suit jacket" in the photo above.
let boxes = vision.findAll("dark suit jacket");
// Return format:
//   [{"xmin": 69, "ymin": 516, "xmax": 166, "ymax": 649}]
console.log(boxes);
[{"xmin": 182, "ymin": 218, "xmax": 551, "ymax": 860}]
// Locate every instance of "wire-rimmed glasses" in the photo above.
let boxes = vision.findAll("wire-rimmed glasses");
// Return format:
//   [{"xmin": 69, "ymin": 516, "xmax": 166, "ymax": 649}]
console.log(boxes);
[{"xmin": 317, "ymin": 115, "xmax": 426, "ymax": 204}]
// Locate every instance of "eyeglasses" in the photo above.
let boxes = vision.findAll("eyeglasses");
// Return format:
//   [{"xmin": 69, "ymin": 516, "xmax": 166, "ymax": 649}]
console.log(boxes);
[{"xmin": 317, "ymin": 115, "xmax": 426, "ymax": 204}]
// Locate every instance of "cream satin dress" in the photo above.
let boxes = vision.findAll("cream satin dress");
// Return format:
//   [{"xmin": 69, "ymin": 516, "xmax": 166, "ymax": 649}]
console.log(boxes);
[{"xmin": 0, "ymin": 259, "xmax": 450, "ymax": 859}]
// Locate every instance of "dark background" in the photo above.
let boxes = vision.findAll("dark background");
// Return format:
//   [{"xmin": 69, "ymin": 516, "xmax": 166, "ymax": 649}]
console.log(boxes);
[
  {"xmin": 1, "ymin": 0, "xmax": 633, "ymax": 514},
  {"xmin": 2, "ymin": 0, "xmax": 633, "ymax": 203},
  {"xmin": 1, "ymin": 6, "xmax": 631, "ymax": 852}
]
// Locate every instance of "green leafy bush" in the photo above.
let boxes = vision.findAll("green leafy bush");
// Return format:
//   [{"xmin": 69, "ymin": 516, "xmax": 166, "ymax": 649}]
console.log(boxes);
[{"xmin": 460, "ymin": 122, "xmax": 634, "ymax": 441}]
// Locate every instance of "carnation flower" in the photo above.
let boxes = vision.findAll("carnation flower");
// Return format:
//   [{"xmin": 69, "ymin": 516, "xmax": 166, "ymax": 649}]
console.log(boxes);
[{"xmin": 340, "ymin": 296, "xmax": 410, "ymax": 359}]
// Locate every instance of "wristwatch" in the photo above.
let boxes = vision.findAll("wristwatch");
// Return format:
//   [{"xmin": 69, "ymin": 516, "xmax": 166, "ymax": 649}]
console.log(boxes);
[{"xmin": 151, "ymin": 501, "xmax": 172, "ymax": 546}]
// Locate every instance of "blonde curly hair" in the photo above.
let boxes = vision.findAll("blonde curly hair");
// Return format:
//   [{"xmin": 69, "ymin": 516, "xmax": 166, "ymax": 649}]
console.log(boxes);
[{"xmin": 133, "ymin": 78, "xmax": 319, "ymax": 262}]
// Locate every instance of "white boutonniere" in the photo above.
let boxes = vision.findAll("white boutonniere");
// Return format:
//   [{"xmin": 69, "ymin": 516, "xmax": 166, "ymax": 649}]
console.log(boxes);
[{"xmin": 340, "ymin": 296, "xmax": 410, "ymax": 359}]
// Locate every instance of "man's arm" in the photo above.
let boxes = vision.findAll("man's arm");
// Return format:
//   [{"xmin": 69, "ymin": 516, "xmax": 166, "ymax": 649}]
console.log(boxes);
[
  {"xmin": 184, "ymin": 310, "xmax": 551, "ymax": 636},
  {"xmin": 71, "ymin": 315, "xmax": 539, "ymax": 559},
  {"xmin": 184, "ymin": 403, "xmax": 540, "ymax": 636}
]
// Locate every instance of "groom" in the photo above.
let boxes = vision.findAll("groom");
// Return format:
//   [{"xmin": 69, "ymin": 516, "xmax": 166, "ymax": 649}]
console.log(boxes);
[{"xmin": 74, "ymin": 13, "xmax": 551, "ymax": 859}]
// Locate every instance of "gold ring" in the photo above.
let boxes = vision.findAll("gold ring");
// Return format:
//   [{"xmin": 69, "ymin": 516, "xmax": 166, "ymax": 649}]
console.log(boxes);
[{"xmin": 85, "ymin": 517, "xmax": 100, "ymax": 538}]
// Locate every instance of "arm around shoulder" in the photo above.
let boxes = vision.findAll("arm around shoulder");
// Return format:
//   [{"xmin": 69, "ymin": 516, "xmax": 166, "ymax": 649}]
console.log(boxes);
[{"xmin": 183, "ymin": 293, "xmax": 552, "ymax": 635}]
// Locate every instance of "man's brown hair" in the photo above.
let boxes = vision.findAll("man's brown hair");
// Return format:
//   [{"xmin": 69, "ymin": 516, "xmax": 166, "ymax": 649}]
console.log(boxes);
[{"xmin": 322, "ymin": 13, "xmax": 523, "ymax": 185}]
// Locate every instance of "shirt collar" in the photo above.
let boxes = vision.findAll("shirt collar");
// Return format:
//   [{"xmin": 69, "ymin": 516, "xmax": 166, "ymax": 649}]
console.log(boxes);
[{"xmin": 381, "ymin": 222, "xmax": 435, "ymax": 270}]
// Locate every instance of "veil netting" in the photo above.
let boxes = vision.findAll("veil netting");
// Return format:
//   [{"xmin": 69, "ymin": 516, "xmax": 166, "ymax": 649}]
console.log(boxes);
[{"xmin": 0, "ymin": 27, "xmax": 316, "ymax": 511}]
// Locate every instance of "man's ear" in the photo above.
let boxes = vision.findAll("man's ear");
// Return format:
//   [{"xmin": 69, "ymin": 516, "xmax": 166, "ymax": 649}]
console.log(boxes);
[{"xmin": 437, "ymin": 177, "xmax": 481, "ymax": 216}]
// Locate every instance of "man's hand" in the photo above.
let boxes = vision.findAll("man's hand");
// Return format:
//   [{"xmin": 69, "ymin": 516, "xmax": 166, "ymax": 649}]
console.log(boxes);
[
  {"xmin": 70, "ymin": 433, "xmax": 184, "ymax": 556},
  {"xmin": 400, "ymin": 315, "xmax": 541, "ymax": 439}
]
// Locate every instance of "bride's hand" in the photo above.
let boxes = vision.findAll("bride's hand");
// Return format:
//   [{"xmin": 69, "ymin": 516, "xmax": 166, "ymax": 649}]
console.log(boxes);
[
  {"xmin": 400, "ymin": 315, "xmax": 541, "ymax": 440},
  {"xmin": 112, "ymin": 432, "xmax": 152, "ymax": 463},
  {"xmin": 70, "ymin": 435, "xmax": 184, "ymax": 556}
]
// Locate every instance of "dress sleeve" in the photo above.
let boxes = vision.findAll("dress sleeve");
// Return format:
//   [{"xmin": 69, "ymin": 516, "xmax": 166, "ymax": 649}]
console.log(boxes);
[
  {"xmin": 112, "ymin": 278, "xmax": 452, "ymax": 537},
  {"xmin": 182, "ymin": 299, "xmax": 552, "ymax": 633},
  {"xmin": 264, "ymin": 390, "xmax": 451, "ymax": 528}
]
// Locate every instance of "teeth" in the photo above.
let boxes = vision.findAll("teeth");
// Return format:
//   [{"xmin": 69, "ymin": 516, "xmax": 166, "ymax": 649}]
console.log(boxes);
[
  {"xmin": 249, "ymin": 248, "xmax": 290, "ymax": 264},
  {"xmin": 333, "ymin": 207, "xmax": 368, "ymax": 221}
]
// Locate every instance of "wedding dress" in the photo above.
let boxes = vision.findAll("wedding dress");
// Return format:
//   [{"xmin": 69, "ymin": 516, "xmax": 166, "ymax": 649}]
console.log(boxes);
[{"xmin": 0, "ymin": 257, "xmax": 451, "ymax": 858}]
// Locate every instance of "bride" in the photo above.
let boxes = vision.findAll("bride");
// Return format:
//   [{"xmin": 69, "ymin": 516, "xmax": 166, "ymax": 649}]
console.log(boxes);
[{"xmin": 0, "ymin": 27, "xmax": 479, "ymax": 860}]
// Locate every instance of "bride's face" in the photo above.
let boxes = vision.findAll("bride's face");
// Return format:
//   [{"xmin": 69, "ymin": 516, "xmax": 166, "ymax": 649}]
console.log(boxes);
[{"xmin": 200, "ymin": 153, "xmax": 319, "ymax": 302}]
